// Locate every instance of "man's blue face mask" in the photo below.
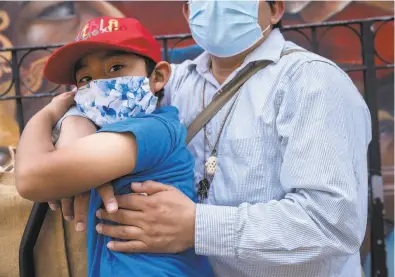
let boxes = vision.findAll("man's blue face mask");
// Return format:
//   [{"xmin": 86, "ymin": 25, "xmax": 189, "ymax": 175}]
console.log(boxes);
[{"xmin": 188, "ymin": 0, "xmax": 271, "ymax": 58}]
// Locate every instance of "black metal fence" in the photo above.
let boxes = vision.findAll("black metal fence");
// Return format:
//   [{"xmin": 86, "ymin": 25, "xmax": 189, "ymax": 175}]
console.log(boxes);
[{"xmin": 0, "ymin": 16, "xmax": 393, "ymax": 277}]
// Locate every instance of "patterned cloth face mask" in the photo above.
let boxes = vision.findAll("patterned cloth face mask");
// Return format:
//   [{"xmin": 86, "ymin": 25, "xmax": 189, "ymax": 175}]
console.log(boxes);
[{"xmin": 74, "ymin": 76, "xmax": 158, "ymax": 127}]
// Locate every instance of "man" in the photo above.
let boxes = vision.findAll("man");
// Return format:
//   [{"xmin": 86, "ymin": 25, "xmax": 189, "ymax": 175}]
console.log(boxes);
[{"xmin": 51, "ymin": 1, "xmax": 371, "ymax": 276}]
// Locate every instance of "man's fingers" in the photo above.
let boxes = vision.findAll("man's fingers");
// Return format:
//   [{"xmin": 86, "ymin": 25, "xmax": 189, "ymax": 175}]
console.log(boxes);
[
  {"xmin": 106, "ymin": 240, "xmax": 148, "ymax": 253},
  {"xmin": 48, "ymin": 200, "xmax": 60, "ymax": 211},
  {"xmin": 96, "ymin": 223, "xmax": 144, "ymax": 241},
  {"xmin": 96, "ymin": 208, "xmax": 144, "ymax": 226},
  {"xmin": 61, "ymin": 198, "xmax": 74, "ymax": 221},
  {"xmin": 97, "ymin": 183, "xmax": 118, "ymax": 213},
  {"xmin": 116, "ymin": 194, "xmax": 148, "ymax": 211},
  {"xmin": 74, "ymin": 192, "xmax": 90, "ymax": 232},
  {"xmin": 131, "ymin": 180, "xmax": 172, "ymax": 196}
]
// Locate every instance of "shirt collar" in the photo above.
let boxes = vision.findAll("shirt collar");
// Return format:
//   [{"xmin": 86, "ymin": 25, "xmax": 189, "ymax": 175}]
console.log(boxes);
[{"xmin": 187, "ymin": 28, "xmax": 285, "ymax": 73}]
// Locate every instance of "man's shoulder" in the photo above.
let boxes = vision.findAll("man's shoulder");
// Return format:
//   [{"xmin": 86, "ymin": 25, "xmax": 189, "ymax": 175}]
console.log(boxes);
[
  {"xmin": 171, "ymin": 59, "xmax": 195, "ymax": 71},
  {"xmin": 278, "ymin": 42, "xmax": 367, "ymax": 112},
  {"xmin": 162, "ymin": 59, "xmax": 198, "ymax": 106},
  {"xmin": 170, "ymin": 59, "xmax": 195, "ymax": 79},
  {"xmin": 169, "ymin": 50, "xmax": 209, "ymax": 83},
  {"xmin": 281, "ymin": 41, "xmax": 345, "ymax": 78}
]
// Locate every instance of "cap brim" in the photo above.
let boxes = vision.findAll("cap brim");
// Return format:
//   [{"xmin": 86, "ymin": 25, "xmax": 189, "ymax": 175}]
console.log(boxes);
[{"xmin": 44, "ymin": 40, "xmax": 145, "ymax": 85}]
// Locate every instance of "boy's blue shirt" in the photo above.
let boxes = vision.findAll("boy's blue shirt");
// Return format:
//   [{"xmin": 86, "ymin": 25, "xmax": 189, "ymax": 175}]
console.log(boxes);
[{"xmin": 87, "ymin": 106, "xmax": 213, "ymax": 277}]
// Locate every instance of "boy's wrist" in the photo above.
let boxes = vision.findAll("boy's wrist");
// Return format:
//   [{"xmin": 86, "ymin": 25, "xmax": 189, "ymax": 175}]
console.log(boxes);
[{"xmin": 40, "ymin": 105, "xmax": 59, "ymax": 126}]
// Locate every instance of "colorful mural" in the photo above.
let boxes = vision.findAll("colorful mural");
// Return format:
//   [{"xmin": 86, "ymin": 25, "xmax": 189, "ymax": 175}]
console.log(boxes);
[{"xmin": 0, "ymin": 1, "xmax": 393, "ymax": 273}]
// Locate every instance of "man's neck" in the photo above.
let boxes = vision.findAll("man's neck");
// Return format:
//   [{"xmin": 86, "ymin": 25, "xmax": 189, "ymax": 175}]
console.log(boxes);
[
  {"xmin": 210, "ymin": 54, "xmax": 246, "ymax": 85},
  {"xmin": 209, "ymin": 33, "xmax": 270, "ymax": 85}
]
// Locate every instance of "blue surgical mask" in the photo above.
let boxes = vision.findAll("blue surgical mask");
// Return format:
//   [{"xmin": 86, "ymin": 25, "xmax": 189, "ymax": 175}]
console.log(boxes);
[
  {"xmin": 74, "ymin": 76, "xmax": 158, "ymax": 127},
  {"xmin": 189, "ymin": 0, "xmax": 271, "ymax": 57}
]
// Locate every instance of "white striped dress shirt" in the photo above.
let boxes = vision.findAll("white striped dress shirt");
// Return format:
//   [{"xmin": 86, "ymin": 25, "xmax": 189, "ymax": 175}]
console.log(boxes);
[{"xmin": 163, "ymin": 29, "xmax": 372, "ymax": 277}]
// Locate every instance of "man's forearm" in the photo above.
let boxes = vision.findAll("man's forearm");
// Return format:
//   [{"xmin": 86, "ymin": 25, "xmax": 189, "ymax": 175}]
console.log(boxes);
[{"xmin": 194, "ymin": 194, "xmax": 363, "ymax": 265}]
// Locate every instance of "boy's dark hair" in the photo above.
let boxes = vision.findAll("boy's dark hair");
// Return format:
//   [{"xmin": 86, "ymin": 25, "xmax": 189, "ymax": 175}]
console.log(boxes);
[
  {"xmin": 267, "ymin": 1, "xmax": 282, "ymax": 30},
  {"xmin": 73, "ymin": 51, "xmax": 164, "ymax": 103}
]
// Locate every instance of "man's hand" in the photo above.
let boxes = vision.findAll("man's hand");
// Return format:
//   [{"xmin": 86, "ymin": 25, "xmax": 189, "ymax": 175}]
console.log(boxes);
[{"xmin": 95, "ymin": 181, "xmax": 196, "ymax": 253}]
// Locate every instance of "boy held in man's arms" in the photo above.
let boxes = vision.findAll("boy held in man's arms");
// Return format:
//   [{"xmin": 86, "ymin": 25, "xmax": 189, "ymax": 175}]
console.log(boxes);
[{"xmin": 15, "ymin": 16, "xmax": 213, "ymax": 277}]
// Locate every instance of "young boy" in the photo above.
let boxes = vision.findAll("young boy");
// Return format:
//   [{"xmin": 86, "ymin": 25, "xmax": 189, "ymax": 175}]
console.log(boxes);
[{"xmin": 15, "ymin": 17, "xmax": 213, "ymax": 277}]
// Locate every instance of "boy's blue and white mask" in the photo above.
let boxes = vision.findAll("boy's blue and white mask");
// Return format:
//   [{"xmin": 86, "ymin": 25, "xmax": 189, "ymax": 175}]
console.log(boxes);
[{"xmin": 74, "ymin": 76, "xmax": 158, "ymax": 127}]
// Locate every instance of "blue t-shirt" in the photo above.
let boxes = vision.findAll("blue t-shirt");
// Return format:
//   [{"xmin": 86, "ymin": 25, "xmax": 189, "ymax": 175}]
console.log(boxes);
[{"xmin": 87, "ymin": 106, "xmax": 213, "ymax": 277}]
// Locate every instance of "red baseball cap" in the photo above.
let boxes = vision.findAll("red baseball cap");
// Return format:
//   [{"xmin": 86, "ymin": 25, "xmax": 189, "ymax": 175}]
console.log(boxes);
[{"xmin": 44, "ymin": 16, "xmax": 162, "ymax": 85}]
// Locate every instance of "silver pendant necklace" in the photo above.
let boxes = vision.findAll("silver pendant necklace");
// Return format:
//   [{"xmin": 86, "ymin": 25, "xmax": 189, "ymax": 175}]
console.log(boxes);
[
  {"xmin": 197, "ymin": 77, "xmax": 242, "ymax": 202},
  {"xmin": 205, "ymin": 149, "xmax": 217, "ymax": 176}
]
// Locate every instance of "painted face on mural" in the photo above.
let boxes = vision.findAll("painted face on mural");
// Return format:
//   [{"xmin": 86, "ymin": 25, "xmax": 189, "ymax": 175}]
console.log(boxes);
[{"xmin": 9, "ymin": 1, "xmax": 123, "ymax": 46}]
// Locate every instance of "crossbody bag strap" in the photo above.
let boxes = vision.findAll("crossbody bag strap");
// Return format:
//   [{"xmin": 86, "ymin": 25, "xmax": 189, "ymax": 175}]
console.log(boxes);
[{"xmin": 186, "ymin": 48, "xmax": 306, "ymax": 145}]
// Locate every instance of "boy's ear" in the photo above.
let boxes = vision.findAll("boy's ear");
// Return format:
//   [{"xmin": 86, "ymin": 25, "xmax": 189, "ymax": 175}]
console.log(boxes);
[{"xmin": 149, "ymin": 61, "xmax": 171, "ymax": 94}]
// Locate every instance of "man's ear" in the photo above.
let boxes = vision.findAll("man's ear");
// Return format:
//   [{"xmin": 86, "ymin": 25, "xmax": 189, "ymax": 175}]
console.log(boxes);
[
  {"xmin": 149, "ymin": 62, "xmax": 171, "ymax": 94},
  {"xmin": 182, "ymin": 2, "xmax": 189, "ymax": 23},
  {"xmin": 269, "ymin": 1, "xmax": 285, "ymax": 26}
]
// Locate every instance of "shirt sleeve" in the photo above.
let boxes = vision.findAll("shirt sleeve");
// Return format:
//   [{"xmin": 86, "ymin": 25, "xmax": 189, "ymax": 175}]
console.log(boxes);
[
  {"xmin": 160, "ymin": 64, "xmax": 177, "ymax": 106},
  {"xmin": 97, "ymin": 114, "xmax": 176, "ymax": 173},
  {"xmin": 52, "ymin": 106, "xmax": 88, "ymax": 143},
  {"xmin": 161, "ymin": 61, "xmax": 193, "ymax": 107},
  {"xmin": 194, "ymin": 61, "xmax": 372, "ymax": 265}
]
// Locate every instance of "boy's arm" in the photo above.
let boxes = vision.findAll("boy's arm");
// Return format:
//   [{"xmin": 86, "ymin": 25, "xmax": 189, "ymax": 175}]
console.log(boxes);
[
  {"xmin": 50, "ymin": 115, "xmax": 97, "ymax": 220},
  {"xmin": 56, "ymin": 116, "xmax": 97, "ymax": 147},
  {"xmin": 52, "ymin": 106, "xmax": 88, "ymax": 143},
  {"xmin": 51, "ymin": 116, "xmax": 119, "ymax": 228},
  {"xmin": 15, "ymin": 92, "xmax": 138, "ymax": 202}
]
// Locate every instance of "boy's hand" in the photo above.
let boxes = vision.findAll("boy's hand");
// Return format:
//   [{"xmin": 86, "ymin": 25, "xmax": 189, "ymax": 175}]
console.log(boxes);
[
  {"xmin": 43, "ymin": 90, "xmax": 76, "ymax": 124},
  {"xmin": 49, "ymin": 184, "xmax": 118, "ymax": 232}
]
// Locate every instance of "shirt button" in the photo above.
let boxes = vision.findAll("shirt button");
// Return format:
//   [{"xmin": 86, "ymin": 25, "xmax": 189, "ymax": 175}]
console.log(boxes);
[{"xmin": 206, "ymin": 126, "xmax": 212, "ymax": 135}]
